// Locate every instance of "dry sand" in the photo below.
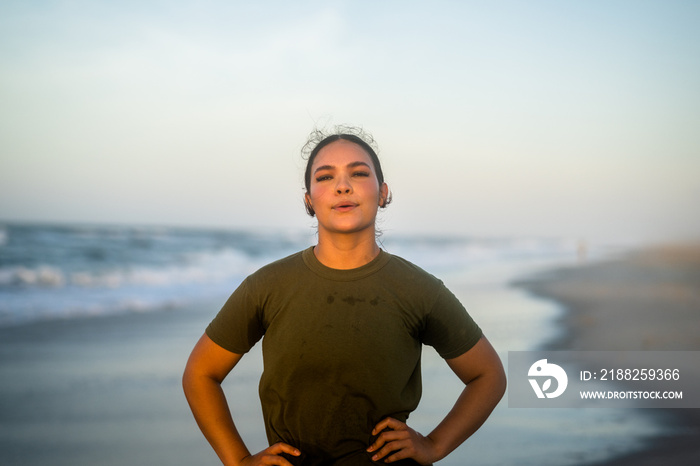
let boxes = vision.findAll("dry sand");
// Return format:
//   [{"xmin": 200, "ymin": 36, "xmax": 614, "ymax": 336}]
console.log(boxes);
[{"xmin": 517, "ymin": 243, "xmax": 700, "ymax": 465}]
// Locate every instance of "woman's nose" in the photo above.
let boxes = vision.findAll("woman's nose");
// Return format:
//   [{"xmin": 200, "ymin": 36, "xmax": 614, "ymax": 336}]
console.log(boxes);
[{"xmin": 335, "ymin": 176, "xmax": 352, "ymax": 194}]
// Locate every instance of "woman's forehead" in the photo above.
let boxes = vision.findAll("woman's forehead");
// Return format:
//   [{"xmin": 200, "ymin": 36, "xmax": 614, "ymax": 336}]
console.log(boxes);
[{"xmin": 312, "ymin": 140, "xmax": 373, "ymax": 169}]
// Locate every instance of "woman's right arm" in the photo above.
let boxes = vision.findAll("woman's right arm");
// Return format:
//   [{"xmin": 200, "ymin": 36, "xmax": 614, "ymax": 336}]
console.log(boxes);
[{"xmin": 182, "ymin": 333, "xmax": 301, "ymax": 466}]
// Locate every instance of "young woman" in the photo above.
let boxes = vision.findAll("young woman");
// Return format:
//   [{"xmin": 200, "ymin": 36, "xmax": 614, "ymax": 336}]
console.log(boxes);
[{"xmin": 183, "ymin": 129, "xmax": 506, "ymax": 466}]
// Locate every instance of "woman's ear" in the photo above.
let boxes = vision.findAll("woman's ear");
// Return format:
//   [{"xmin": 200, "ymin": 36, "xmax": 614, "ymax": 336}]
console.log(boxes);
[
  {"xmin": 304, "ymin": 192, "xmax": 315, "ymax": 216},
  {"xmin": 379, "ymin": 183, "xmax": 390, "ymax": 208}
]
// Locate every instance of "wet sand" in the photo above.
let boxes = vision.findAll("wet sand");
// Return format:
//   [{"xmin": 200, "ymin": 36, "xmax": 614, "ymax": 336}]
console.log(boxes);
[
  {"xmin": 516, "ymin": 243, "xmax": 700, "ymax": 465},
  {"xmin": 0, "ymin": 302, "xmax": 223, "ymax": 466}
]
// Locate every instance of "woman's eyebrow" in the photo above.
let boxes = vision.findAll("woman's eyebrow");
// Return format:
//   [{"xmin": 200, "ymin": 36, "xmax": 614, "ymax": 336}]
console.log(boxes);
[
  {"xmin": 347, "ymin": 161, "xmax": 371, "ymax": 169},
  {"xmin": 313, "ymin": 161, "xmax": 371, "ymax": 174},
  {"xmin": 313, "ymin": 164, "xmax": 334, "ymax": 174}
]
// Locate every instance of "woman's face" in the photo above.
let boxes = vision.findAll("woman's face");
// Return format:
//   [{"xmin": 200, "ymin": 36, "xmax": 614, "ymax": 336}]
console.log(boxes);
[{"xmin": 306, "ymin": 140, "xmax": 388, "ymax": 237}]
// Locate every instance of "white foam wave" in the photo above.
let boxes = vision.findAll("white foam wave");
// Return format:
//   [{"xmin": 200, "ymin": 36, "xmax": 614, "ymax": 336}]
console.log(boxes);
[
  {"xmin": 0, "ymin": 246, "xmax": 285, "ymax": 327},
  {"xmin": 0, "ymin": 248, "xmax": 264, "ymax": 291},
  {"xmin": 0, "ymin": 265, "xmax": 66, "ymax": 288},
  {"xmin": 383, "ymin": 236, "xmax": 580, "ymax": 277}
]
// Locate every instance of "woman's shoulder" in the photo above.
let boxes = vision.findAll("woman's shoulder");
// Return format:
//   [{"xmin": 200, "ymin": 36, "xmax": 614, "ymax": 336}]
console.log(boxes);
[
  {"xmin": 249, "ymin": 247, "xmax": 310, "ymax": 280},
  {"xmin": 384, "ymin": 252, "xmax": 443, "ymax": 287}
]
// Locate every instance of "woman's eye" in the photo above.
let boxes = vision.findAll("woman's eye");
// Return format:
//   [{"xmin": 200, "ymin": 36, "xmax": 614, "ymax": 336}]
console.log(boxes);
[
  {"xmin": 353, "ymin": 171, "xmax": 370, "ymax": 177},
  {"xmin": 315, "ymin": 175, "xmax": 332, "ymax": 182}
]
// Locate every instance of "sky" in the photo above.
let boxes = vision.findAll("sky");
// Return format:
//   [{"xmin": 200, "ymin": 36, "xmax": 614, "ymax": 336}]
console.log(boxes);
[{"xmin": 1, "ymin": 0, "xmax": 699, "ymax": 245}]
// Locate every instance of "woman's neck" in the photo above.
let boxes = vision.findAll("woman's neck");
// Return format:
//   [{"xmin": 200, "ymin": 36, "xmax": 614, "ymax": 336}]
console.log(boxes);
[{"xmin": 313, "ymin": 231, "xmax": 380, "ymax": 270}]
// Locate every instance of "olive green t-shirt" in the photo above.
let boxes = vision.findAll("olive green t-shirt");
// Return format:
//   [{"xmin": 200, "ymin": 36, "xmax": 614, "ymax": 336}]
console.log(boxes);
[{"xmin": 206, "ymin": 247, "xmax": 482, "ymax": 465}]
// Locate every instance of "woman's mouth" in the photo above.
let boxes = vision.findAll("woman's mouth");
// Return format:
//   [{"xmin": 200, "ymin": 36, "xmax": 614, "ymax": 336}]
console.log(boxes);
[{"xmin": 333, "ymin": 202, "xmax": 357, "ymax": 212}]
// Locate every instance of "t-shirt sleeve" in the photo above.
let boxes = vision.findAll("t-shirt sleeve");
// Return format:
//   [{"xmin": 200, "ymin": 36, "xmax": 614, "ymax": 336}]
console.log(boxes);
[
  {"xmin": 422, "ymin": 284, "xmax": 482, "ymax": 359},
  {"xmin": 205, "ymin": 277, "xmax": 266, "ymax": 354}
]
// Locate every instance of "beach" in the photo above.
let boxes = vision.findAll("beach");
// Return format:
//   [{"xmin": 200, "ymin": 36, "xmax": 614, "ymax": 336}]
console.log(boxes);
[
  {"xmin": 1, "ymin": 233, "xmax": 699, "ymax": 465},
  {"xmin": 517, "ymin": 243, "xmax": 700, "ymax": 465},
  {"xmin": 0, "ymin": 300, "xmax": 225, "ymax": 466}
]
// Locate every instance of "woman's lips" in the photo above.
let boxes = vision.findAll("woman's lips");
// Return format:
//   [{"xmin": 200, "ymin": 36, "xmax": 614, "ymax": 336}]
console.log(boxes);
[{"xmin": 332, "ymin": 202, "xmax": 357, "ymax": 212}]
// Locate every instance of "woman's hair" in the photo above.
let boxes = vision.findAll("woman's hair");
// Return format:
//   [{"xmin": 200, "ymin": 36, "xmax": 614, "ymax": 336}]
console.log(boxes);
[{"xmin": 301, "ymin": 126, "xmax": 392, "ymax": 217}]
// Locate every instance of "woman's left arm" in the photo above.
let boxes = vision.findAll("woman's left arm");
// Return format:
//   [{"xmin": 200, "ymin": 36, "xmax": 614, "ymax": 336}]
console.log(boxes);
[{"xmin": 367, "ymin": 336, "xmax": 506, "ymax": 464}]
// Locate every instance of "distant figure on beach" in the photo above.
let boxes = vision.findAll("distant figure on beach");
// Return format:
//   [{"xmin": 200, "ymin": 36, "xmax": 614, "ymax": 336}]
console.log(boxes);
[
  {"xmin": 183, "ymin": 127, "xmax": 506, "ymax": 465},
  {"xmin": 577, "ymin": 239, "xmax": 588, "ymax": 263}
]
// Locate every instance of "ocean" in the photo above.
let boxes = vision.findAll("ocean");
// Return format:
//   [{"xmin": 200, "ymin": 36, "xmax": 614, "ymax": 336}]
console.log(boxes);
[
  {"xmin": 0, "ymin": 223, "xmax": 660, "ymax": 465},
  {"xmin": 0, "ymin": 224, "xmax": 307, "ymax": 327},
  {"xmin": 0, "ymin": 222, "xmax": 583, "ymax": 329}
]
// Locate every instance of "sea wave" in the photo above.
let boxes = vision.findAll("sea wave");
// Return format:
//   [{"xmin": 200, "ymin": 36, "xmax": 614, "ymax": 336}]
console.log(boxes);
[
  {"xmin": 0, "ymin": 223, "xmax": 309, "ymax": 326},
  {"xmin": 0, "ymin": 223, "xmax": 588, "ymax": 327},
  {"xmin": 0, "ymin": 265, "xmax": 67, "ymax": 288},
  {"xmin": 0, "ymin": 226, "xmax": 8, "ymax": 247},
  {"xmin": 0, "ymin": 248, "xmax": 259, "ymax": 290}
]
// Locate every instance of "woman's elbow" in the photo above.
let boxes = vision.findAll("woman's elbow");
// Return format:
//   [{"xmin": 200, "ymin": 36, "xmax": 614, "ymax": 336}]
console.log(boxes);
[
  {"xmin": 494, "ymin": 363, "xmax": 507, "ymax": 399},
  {"xmin": 182, "ymin": 362, "xmax": 197, "ymax": 399}
]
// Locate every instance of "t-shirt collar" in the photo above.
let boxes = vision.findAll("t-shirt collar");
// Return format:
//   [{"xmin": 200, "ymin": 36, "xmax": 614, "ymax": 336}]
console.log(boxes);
[{"xmin": 301, "ymin": 246, "xmax": 392, "ymax": 281}]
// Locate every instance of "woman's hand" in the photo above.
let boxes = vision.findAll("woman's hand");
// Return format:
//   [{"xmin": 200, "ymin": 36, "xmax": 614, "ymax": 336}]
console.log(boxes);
[
  {"xmin": 366, "ymin": 417, "xmax": 437, "ymax": 465},
  {"xmin": 239, "ymin": 442, "xmax": 302, "ymax": 466}
]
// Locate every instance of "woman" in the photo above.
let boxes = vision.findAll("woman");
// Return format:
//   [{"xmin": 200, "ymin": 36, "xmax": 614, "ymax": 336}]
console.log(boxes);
[{"xmin": 183, "ymin": 128, "xmax": 506, "ymax": 466}]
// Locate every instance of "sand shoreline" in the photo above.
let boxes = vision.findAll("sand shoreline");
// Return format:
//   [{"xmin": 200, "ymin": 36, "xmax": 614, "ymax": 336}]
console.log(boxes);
[{"xmin": 515, "ymin": 243, "xmax": 700, "ymax": 465}]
